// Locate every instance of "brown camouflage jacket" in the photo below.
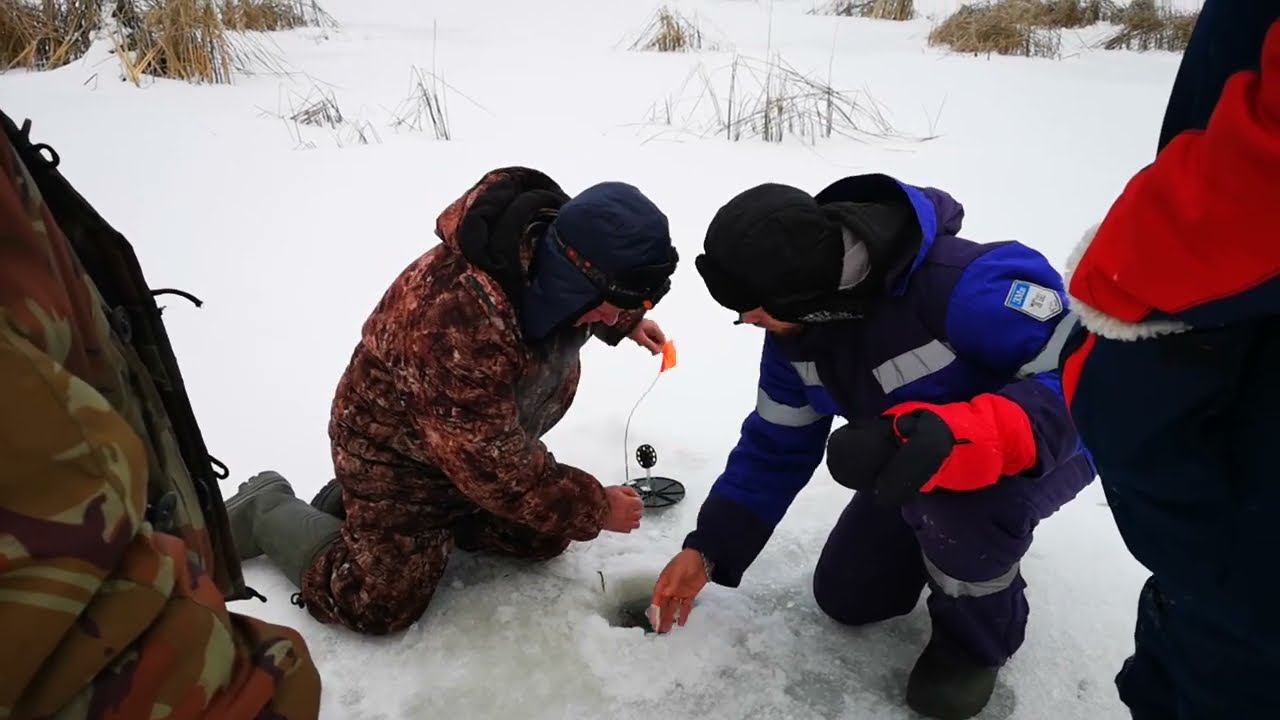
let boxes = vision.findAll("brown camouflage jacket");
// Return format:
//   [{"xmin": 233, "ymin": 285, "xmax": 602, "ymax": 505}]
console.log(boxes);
[
  {"xmin": 328, "ymin": 168, "xmax": 640, "ymax": 542},
  {"xmin": 0, "ymin": 120, "xmax": 318, "ymax": 719}
]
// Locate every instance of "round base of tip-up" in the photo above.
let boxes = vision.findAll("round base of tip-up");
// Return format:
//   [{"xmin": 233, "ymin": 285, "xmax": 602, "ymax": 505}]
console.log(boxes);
[{"xmin": 627, "ymin": 476, "xmax": 685, "ymax": 510}]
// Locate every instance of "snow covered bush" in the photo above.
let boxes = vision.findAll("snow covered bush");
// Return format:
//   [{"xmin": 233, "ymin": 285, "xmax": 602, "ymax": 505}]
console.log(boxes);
[
  {"xmin": 0, "ymin": 0, "xmax": 98, "ymax": 69},
  {"xmin": 1038, "ymin": 0, "xmax": 1113, "ymax": 27},
  {"xmin": 220, "ymin": 0, "xmax": 302, "ymax": 32},
  {"xmin": 113, "ymin": 0, "xmax": 236, "ymax": 84},
  {"xmin": 928, "ymin": 0, "xmax": 1065, "ymax": 58},
  {"xmin": 2, "ymin": 0, "xmax": 329, "ymax": 82},
  {"xmin": 811, "ymin": 0, "xmax": 917, "ymax": 22},
  {"xmin": 1104, "ymin": 0, "xmax": 1198, "ymax": 52},
  {"xmin": 628, "ymin": 6, "xmax": 710, "ymax": 52},
  {"xmin": 928, "ymin": 0, "xmax": 1161, "ymax": 58},
  {"xmin": 220, "ymin": 0, "xmax": 333, "ymax": 32}
]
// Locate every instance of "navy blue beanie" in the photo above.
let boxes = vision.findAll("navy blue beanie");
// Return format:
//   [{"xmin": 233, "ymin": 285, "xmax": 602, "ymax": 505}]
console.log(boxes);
[
  {"xmin": 555, "ymin": 182, "xmax": 673, "ymax": 270},
  {"xmin": 521, "ymin": 182, "xmax": 673, "ymax": 341}
]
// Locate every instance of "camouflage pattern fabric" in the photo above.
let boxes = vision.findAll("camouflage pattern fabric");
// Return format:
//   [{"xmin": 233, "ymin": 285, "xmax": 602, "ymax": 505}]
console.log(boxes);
[
  {"xmin": 301, "ymin": 168, "xmax": 632, "ymax": 635},
  {"xmin": 0, "ymin": 130, "xmax": 320, "ymax": 718}
]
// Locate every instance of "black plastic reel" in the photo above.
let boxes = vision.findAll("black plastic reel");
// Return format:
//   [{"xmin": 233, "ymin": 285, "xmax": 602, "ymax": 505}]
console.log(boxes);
[
  {"xmin": 627, "ymin": 476, "xmax": 686, "ymax": 510},
  {"xmin": 630, "ymin": 444, "xmax": 685, "ymax": 509}
]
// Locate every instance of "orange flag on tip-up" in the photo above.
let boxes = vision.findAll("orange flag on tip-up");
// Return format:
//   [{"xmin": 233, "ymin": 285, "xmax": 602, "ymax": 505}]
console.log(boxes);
[{"xmin": 660, "ymin": 340, "xmax": 678, "ymax": 372}]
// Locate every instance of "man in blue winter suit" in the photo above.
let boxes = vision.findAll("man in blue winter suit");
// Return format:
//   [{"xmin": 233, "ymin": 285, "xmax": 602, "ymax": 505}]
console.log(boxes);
[
  {"xmin": 651, "ymin": 174, "xmax": 1095, "ymax": 720},
  {"xmin": 1061, "ymin": 0, "xmax": 1280, "ymax": 716}
]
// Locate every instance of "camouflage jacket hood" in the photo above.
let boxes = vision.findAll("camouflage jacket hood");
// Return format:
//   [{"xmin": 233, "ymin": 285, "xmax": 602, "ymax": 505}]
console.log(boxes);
[{"xmin": 443, "ymin": 168, "xmax": 568, "ymax": 309}]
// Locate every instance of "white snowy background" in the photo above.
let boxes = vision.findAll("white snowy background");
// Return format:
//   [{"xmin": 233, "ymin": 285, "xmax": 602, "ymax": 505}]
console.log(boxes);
[{"xmin": 1, "ymin": 0, "xmax": 1202, "ymax": 717}]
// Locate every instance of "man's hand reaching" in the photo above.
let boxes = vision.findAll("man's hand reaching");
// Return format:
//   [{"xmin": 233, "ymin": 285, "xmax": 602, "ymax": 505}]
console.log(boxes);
[
  {"xmin": 604, "ymin": 486, "xmax": 644, "ymax": 533},
  {"xmin": 649, "ymin": 549, "xmax": 710, "ymax": 633},
  {"xmin": 628, "ymin": 319, "xmax": 666, "ymax": 354}
]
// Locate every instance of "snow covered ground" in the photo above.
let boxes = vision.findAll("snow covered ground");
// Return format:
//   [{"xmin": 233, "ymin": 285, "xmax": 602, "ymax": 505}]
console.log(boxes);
[{"xmin": 1, "ymin": 0, "xmax": 1200, "ymax": 716}]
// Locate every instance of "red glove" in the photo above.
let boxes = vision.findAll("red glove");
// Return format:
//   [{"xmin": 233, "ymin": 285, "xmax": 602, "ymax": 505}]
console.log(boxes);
[{"xmin": 884, "ymin": 394, "xmax": 1037, "ymax": 494}]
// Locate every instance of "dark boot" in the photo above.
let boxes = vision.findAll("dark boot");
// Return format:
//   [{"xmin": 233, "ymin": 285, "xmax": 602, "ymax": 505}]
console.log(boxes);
[
  {"xmin": 310, "ymin": 478, "xmax": 346, "ymax": 520},
  {"xmin": 906, "ymin": 634, "xmax": 999, "ymax": 720}
]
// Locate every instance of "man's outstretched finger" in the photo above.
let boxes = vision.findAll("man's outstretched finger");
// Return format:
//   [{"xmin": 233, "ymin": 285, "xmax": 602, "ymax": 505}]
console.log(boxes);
[
  {"xmin": 659, "ymin": 597, "xmax": 682, "ymax": 633},
  {"xmin": 677, "ymin": 598, "xmax": 693, "ymax": 627},
  {"xmin": 650, "ymin": 579, "xmax": 672, "ymax": 612}
]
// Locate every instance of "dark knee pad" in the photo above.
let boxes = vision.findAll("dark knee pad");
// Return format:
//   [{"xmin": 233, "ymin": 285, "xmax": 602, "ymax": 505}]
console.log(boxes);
[{"xmin": 813, "ymin": 561, "xmax": 922, "ymax": 626}]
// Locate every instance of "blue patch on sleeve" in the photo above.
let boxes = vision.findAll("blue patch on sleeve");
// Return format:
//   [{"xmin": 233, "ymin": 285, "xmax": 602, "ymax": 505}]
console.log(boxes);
[
  {"xmin": 946, "ymin": 244, "xmax": 1067, "ymax": 374},
  {"xmin": 1004, "ymin": 279, "xmax": 1064, "ymax": 321}
]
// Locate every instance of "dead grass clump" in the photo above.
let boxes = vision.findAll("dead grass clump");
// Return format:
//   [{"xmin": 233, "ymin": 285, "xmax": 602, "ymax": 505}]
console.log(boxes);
[
  {"xmin": 220, "ymin": 0, "xmax": 302, "ymax": 31},
  {"xmin": 725, "ymin": 55, "xmax": 897, "ymax": 143},
  {"xmin": 810, "ymin": 0, "xmax": 863, "ymax": 16},
  {"xmin": 1039, "ymin": 0, "xmax": 1112, "ymax": 28},
  {"xmin": 289, "ymin": 86, "xmax": 343, "ymax": 127},
  {"xmin": 115, "ymin": 0, "xmax": 235, "ymax": 84},
  {"xmin": 928, "ymin": 1, "xmax": 1063, "ymax": 58},
  {"xmin": 864, "ymin": 0, "xmax": 916, "ymax": 21},
  {"xmin": 1, "ymin": 0, "xmax": 100, "ymax": 70},
  {"xmin": 259, "ymin": 84, "xmax": 390, "ymax": 149},
  {"xmin": 390, "ymin": 65, "xmax": 452, "ymax": 140},
  {"xmin": 219, "ymin": 0, "xmax": 334, "ymax": 32},
  {"xmin": 649, "ymin": 53, "xmax": 899, "ymax": 145},
  {"xmin": 629, "ymin": 6, "xmax": 706, "ymax": 52},
  {"xmin": 1104, "ymin": 0, "xmax": 1197, "ymax": 52},
  {"xmin": 811, "ymin": 0, "xmax": 916, "ymax": 21}
]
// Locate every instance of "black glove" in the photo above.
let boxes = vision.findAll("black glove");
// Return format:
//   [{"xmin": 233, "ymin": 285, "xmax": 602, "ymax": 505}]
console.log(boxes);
[
  {"xmin": 826, "ymin": 416, "xmax": 896, "ymax": 492},
  {"xmin": 825, "ymin": 410, "xmax": 957, "ymax": 507}
]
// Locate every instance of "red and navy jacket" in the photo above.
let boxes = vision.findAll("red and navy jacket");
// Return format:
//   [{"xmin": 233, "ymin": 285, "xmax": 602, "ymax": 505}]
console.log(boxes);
[
  {"xmin": 684, "ymin": 177, "xmax": 1095, "ymax": 587},
  {"xmin": 1063, "ymin": 15, "xmax": 1280, "ymax": 365}
]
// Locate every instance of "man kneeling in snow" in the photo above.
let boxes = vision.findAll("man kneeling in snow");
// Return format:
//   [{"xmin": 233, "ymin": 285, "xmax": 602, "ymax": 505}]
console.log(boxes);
[
  {"xmin": 652, "ymin": 175, "xmax": 1094, "ymax": 720},
  {"xmin": 225, "ymin": 167, "xmax": 678, "ymax": 635}
]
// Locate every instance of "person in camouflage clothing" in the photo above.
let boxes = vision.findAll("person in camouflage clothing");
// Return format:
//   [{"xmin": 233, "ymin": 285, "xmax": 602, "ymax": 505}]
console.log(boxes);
[
  {"xmin": 228, "ymin": 168, "xmax": 679, "ymax": 635},
  {"xmin": 0, "ymin": 115, "xmax": 320, "ymax": 718}
]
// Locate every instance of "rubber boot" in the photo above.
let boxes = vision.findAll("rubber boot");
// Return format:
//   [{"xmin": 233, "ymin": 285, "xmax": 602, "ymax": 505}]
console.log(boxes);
[
  {"xmin": 225, "ymin": 470, "xmax": 295, "ymax": 561},
  {"xmin": 255, "ymin": 490, "xmax": 341, "ymax": 589},
  {"xmin": 310, "ymin": 478, "xmax": 346, "ymax": 520},
  {"xmin": 226, "ymin": 471, "xmax": 341, "ymax": 588},
  {"xmin": 905, "ymin": 634, "xmax": 999, "ymax": 720}
]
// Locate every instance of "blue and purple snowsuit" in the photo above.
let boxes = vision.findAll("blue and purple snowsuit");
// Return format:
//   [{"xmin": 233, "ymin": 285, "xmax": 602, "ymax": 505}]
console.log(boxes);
[{"xmin": 684, "ymin": 178, "xmax": 1095, "ymax": 666}]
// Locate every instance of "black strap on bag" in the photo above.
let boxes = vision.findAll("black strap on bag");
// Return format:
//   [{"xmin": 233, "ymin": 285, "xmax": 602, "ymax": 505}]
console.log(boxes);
[{"xmin": 1, "ymin": 109, "xmax": 253, "ymax": 601}]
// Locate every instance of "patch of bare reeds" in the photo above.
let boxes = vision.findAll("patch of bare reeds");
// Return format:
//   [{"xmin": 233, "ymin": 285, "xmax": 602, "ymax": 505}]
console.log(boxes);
[
  {"xmin": 1, "ymin": 0, "xmax": 99, "ymax": 70},
  {"xmin": 1103, "ymin": 0, "xmax": 1197, "ymax": 52},
  {"xmin": 927, "ymin": 0, "xmax": 1067, "ymax": 58},
  {"xmin": 114, "ymin": 0, "xmax": 234, "ymax": 84},
  {"xmin": 810, "ymin": 0, "xmax": 916, "ymax": 21},
  {"xmin": 219, "ymin": 0, "xmax": 333, "ymax": 32},
  {"xmin": 629, "ymin": 5, "xmax": 709, "ymax": 52},
  {"xmin": 645, "ymin": 53, "xmax": 902, "ymax": 145}
]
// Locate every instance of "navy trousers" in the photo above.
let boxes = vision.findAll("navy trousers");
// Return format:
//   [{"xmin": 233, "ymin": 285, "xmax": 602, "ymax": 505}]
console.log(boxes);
[
  {"xmin": 1068, "ymin": 320, "xmax": 1280, "ymax": 719},
  {"xmin": 813, "ymin": 453, "xmax": 1093, "ymax": 667}
]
